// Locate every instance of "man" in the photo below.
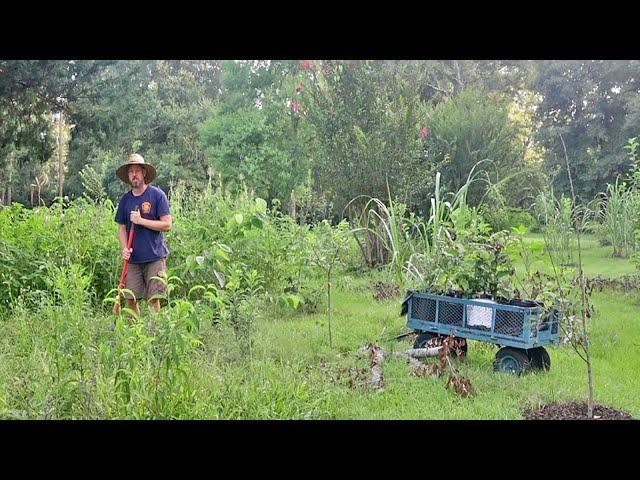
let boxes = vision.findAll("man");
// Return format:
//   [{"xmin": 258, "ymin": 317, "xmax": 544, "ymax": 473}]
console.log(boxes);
[{"xmin": 114, "ymin": 153, "xmax": 172, "ymax": 314}]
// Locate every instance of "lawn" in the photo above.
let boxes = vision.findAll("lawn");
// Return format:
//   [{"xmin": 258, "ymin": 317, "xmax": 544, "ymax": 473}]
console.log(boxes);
[
  {"xmin": 245, "ymin": 234, "xmax": 640, "ymax": 419},
  {"xmin": 1, "ymin": 233, "xmax": 637, "ymax": 419},
  {"xmin": 516, "ymin": 233, "xmax": 637, "ymax": 278}
]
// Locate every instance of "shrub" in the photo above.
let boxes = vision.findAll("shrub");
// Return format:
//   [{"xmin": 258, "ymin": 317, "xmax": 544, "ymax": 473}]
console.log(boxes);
[{"xmin": 482, "ymin": 206, "xmax": 538, "ymax": 233}]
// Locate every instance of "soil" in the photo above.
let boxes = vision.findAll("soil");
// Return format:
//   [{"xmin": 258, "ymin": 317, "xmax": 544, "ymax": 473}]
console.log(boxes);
[
  {"xmin": 524, "ymin": 401, "xmax": 633, "ymax": 420},
  {"xmin": 372, "ymin": 281, "xmax": 401, "ymax": 301}
]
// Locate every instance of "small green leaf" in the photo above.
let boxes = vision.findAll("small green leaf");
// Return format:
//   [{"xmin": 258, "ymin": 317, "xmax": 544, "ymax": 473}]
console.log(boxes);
[
  {"xmin": 250, "ymin": 216, "xmax": 263, "ymax": 229},
  {"xmin": 287, "ymin": 294, "xmax": 301, "ymax": 309},
  {"xmin": 213, "ymin": 246, "xmax": 230, "ymax": 261},
  {"xmin": 255, "ymin": 197, "xmax": 267, "ymax": 212},
  {"xmin": 214, "ymin": 271, "xmax": 226, "ymax": 289}
]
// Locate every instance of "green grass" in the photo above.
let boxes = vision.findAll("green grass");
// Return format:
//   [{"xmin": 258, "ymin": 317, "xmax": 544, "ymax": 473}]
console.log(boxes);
[
  {"xmin": 516, "ymin": 233, "xmax": 637, "ymax": 278},
  {"xmin": 1, "ymin": 234, "xmax": 637, "ymax": 419},
  {"xmin": 243, "ymin": 276, "xmax": 639, "ymax": 419},
  {"xmin": 241, "ymin": 235, "xmax": 640, "ymax": 419}
]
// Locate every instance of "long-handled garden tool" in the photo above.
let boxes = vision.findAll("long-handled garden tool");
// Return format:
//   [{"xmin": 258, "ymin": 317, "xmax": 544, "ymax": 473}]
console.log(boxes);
[{"xmin": 113, "ymin": 217, "xmax": 137, "ymax": 315}]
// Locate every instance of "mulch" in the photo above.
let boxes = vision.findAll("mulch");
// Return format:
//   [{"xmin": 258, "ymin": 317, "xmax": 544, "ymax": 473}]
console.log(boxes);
[
  {"xmin": 524, "ymin": 401, "xmax": 633, "ymax": 420},
  {"xmin": 372, "ymin": 281, "xmax": 401, "ymax": 301}
]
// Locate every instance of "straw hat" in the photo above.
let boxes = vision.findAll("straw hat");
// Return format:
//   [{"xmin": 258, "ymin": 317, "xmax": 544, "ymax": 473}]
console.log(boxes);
[{"xmin": 116, "ymin": 154, "xmax": 157, "ymax": 185}]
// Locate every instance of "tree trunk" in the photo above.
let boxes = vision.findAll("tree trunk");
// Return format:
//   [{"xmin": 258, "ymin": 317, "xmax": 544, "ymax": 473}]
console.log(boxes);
[
  {"xmin": 398, "ymin": 347, "xmax": 442, "ymax": 358},
  {"xmin": 289, "ymin": 200, "xmax": 296, "ymax": 221},
  {"xmin": 452, "ymin": 60, "xmax": 464, "ymax": 94},
  {"xmin": 353, "ymin": 231, "xmax": 372, "ymax": 268},
  {"xmin": 327, "ymin": 269, "xmax": 333, "ymax": 348},
  {"xmin": 57, "ymin": 114, "xmax": 64, "ymax": 199},
  {"xmin": 6, "ymin": 152, "xmax": 12, "ymax": 206}
]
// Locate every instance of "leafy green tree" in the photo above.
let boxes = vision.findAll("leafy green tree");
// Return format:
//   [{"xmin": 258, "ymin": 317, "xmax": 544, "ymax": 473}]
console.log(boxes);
[
  {"xmin": 422, "ymin": 87, "xmax": 530, "ymax": 206},
  {"xmin": 0, "ymin": 60, "xmax": 119, "ymax": 205},
  {"xmin": 533, "ymin": 60, "xmax": 640, "ymax": 201},
  {"xmin": 198, "ymin": 61, "xmax": 313, "ymax": 206},
  {"xmin": 296, "ymin": 60, "xmax": 437, "ymax": 216},
  {"xmin": 64, "ymin": 60, "xmax": 221, "ymax": 201}
]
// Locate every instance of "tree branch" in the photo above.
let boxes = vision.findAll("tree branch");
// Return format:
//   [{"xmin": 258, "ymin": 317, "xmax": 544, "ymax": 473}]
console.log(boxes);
[{"xmin": 424, "ymin": 82, "xmax": 452, "ymax": 95}]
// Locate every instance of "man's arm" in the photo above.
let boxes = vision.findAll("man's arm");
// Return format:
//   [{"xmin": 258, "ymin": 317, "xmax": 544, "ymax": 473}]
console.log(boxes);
[{"xmin": 130, "ymin": 212, "xmax": 172, "ymax": 232}]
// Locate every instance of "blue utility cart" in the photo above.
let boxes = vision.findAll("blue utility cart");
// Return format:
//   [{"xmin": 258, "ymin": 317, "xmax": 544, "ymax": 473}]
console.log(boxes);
[{"xmin": 401, "ymin": 291, "xmax": 561, "ymax": 375}]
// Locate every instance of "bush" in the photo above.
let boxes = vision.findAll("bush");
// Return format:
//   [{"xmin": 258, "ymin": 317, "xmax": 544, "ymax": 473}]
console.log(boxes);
[
  {"xmin": 482, "ymin": 206, "xmax": 538, "ymax": 233},
  {"xmin": 0, "ymin": 199, "xmax": 120, "ymax": 314}
]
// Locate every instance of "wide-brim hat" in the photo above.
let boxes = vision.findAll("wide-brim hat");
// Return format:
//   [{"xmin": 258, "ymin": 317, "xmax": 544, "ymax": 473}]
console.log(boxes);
[{"xmin": 116, "ymin": 154, "xmax": 157, "ymax": 185}]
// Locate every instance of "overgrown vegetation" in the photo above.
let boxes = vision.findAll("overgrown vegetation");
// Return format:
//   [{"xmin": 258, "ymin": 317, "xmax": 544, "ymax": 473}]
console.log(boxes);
[{"xmin": 1, "ymin": 60, "xmax": 638, "ymax": 419}]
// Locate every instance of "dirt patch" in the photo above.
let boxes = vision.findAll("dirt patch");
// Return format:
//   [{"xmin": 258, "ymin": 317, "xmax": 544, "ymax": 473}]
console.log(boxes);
[
  {"xmin": 524, "ymin": 401, "xmax": 633, "ymax": 420},
  {"xmin": 308, "ymin": 357, "xmax": 371, "ymax": 390},
  {"xmin": 334, "ymin": 366, "xmax": 370, "ymax": 390},
  {"xmin": 372, "ymin": 281, "xmax": 401, "ymax": 301}
]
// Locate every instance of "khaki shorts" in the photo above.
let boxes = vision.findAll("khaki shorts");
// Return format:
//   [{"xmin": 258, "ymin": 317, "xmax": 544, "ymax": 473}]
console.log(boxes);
[{"xmin": 124, "ymin": 258, "xmax": 167, "ymax": 301}]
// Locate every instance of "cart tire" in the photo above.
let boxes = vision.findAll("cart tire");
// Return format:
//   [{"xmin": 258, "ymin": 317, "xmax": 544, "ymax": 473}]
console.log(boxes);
[
  {"xmin": 414, "ymin": 332, "xmax": 468, "ymax": 356},
  {"xmin": 528, "ymin": 347, "xmax": 551, "ymax": 371},
  {"xmin": 414, "ymin": 331, "xmax": 440, "ymax": 349},
  {"xmin": 494, "ymin": 347, "xmax": 531, "ymax": 376}
]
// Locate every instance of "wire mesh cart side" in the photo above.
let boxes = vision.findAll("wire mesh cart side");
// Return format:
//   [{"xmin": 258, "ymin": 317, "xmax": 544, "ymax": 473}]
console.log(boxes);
[{"xmin": 402, "ymin": 291, "xmax": 561, "ymax": 375}]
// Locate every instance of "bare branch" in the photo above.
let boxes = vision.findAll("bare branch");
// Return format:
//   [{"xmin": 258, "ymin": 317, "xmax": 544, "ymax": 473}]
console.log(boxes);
[{"xmin": 424, "ymin": 82, "xmax": 452, "ymax": 95}]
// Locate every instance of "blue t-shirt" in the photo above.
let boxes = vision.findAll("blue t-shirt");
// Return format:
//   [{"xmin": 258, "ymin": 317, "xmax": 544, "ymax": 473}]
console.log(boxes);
[{"xmin": 115, "ymin": 185, "xmax": 170, "ymax": 264}]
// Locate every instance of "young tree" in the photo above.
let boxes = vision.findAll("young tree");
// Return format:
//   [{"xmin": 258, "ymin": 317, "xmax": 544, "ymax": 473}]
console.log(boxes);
[{"xmin": 308, "ymin": 220, "xmax": 351, "ymax": 348}]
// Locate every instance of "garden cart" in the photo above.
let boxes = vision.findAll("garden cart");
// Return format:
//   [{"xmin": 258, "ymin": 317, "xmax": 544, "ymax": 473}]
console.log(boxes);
[{"xmin": 401, "ymin": 291, "xmax": 561, "ymax": 376}]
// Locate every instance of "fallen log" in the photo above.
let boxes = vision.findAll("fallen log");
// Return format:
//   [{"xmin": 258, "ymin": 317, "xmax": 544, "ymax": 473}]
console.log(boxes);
[
  {"xmin": 396, "ymin": 346, "xmax": 442, "ymax": 358},
  {"xmin": 404, "ymin": 354, "xmax": 435, "ymax": 377},
  {"xmin": 366, "ymin": 344, "xmax": 385, "ymax": 391},
  {"xmin": 393, "ymin": 347, "xmax": 442, "ymax": 377},
  {"xmin": 360, "ymin": 345, "xmax": 442, "ymax": 390}
]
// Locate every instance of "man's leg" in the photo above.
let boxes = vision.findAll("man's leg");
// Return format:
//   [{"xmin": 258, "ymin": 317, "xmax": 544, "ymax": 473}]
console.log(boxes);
[
  {"xmin": 124, "ymin": 263, "xmax": 145, "ymax": 320},
  {"xmin": 125, "ymin": 298, "xmax": 141, "ymax": 316},
  {"xmin": 145, "ymin": 258, "xmax": 168, "ymax": 313},
  {"xmin": 148, "ymin": 298, "xmax": 161, "ymax": 312}
]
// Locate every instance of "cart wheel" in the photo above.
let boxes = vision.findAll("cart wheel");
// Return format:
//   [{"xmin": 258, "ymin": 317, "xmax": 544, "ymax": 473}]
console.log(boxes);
[
  {"xmin": 527, "ymin": 347, "xmax": 551, "ymax": 371},
  {"xmin": 494, "ymin": 347, "xmax": 531, "ymax": 376},
  {"xmin": 414, "ymin": 332, "xmax": 467, "ymax": 356},
  {"xmin": 414, "ymin": 331, "xmax": 439, "ymax": 349}
]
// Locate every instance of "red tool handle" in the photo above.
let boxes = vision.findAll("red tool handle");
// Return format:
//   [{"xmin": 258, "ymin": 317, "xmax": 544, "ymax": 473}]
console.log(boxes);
[{"xmin": 118, "ymin": 224, "xmax": 136, "ymax": 290}]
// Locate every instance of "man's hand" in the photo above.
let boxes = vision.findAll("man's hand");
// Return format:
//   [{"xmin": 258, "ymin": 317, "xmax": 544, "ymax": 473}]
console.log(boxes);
[
  {"xmin": 130, "ymin": 210, "xmax": 143, "ymax": 225},
  {"xmin": 122, "ymin": 247, "xmax": 132, "ymax": 260}
]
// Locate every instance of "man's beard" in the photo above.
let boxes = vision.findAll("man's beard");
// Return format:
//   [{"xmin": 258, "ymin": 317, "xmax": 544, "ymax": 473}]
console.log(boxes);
[{"xmin": 131, "ymin": 179, "xmax": 140, "ymax": 188}]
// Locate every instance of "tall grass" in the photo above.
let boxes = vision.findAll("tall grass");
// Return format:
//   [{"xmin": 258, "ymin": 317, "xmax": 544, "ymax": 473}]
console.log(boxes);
[
  {"xmin": 345, "ymin": 167, "xmax": 488, "ymax": 289},
  {"xmin": 534, "ymin": 191, "xmax": 576, "ymax": 266},
  {"xmin": 596, "ymin": 179, "xmax": 638, "ymax": 258},
  {"xmin": 0, "ymin": 198, "xmax": 121, "ymax": 314},
  {"xmin": 0, "ymin": 200, "xmax": 637, "ymax": 419}
]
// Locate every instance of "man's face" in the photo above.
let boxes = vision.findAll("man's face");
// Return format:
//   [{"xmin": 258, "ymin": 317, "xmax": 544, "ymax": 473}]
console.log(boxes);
[{"xmin": 128, "ymin": 165, "xmax": 145, "ymax": 188}]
